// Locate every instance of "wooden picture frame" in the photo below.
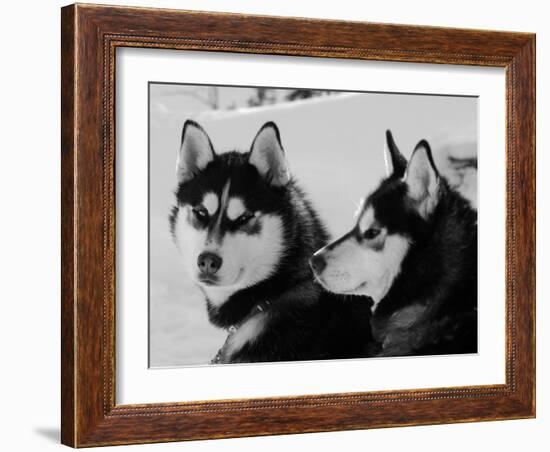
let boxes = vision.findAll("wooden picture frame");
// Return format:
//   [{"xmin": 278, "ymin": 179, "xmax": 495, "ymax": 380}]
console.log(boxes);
[{"xmin": 61, "ymin": 3, "xmax": 535, "ymax": 447}]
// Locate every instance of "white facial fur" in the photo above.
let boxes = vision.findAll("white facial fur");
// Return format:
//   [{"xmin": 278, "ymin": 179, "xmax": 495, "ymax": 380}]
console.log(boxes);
[
  {"xmin": 173, "ymin": 191, "xmax": 285, "ymax": 307},
  {"xmin": 226, "ymin": 197, "xmax": 246, "ymax": 221},
  {"xmin": 313, "ymin": 207, "xmax": 410, "ymax": 309},
  {"xmin": 358, "ymin": 206, "xmax": 375, "ymax": 234},
  {"xmin": 202, "ymin": 192, "xmax": 219, "ymax": 216}
]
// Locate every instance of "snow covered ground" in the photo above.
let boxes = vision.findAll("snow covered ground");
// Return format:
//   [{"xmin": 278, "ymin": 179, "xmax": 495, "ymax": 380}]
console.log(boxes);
[{"xmin": 148, "ymin": 87, "xmax": 477, "ymax": 367}]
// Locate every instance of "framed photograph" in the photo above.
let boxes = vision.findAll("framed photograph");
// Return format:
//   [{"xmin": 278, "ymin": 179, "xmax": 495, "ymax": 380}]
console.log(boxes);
[{"xmin": 61, "ymin": 3, "xmax": 535, "ymax": 447}]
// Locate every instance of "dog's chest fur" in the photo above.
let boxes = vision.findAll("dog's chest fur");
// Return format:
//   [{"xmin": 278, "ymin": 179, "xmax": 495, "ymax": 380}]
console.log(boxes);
[
  {"xmin": 227, "ymin": 313, "xmax": 267, "ymax": 354},
  {"xmin": 211, "ymin": 306, "xmax": 270, "ymax": 364},
  {"xmin": 371, "ymin": 304, "xmax": 423, "ymax": 353}
]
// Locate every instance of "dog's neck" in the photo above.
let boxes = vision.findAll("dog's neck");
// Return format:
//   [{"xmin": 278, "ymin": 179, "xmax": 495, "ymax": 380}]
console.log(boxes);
[
  {"xmin": 201, "ymin": 285, "xmax": 239, "ymax": 308},
  {"xmin": 205, "ymin": 283, "xmax": 269, "ymax": 329},
  {"xmin": 374, "ymin": 186, "xmax": 477, "ymax": 320},
  {"xmin": 205, "ymin": 270, "xmax": 320, "ymax": 329}
]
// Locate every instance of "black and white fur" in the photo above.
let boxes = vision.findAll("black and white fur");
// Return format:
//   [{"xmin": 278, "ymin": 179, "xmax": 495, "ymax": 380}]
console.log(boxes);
[
  {"xmin": 311, "ymin": 130, "xmax": 477, "ymax": 357},
  {"xmin": 170, "ymin": 120, "xmax": 372, "ymax": 363}
]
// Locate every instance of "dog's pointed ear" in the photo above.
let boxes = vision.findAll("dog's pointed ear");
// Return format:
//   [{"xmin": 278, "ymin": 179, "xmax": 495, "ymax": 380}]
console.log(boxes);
[
  {"xmin": 404, "ymin": 140, "xmax": 440, "ymax": 218},
  {"xmin": 249, "ymin": 122, "xmax": 290, "ymax": 186},
  {"xmin": 176, "ymin": 120, "xmax": 215, "ymax": 184},
  {"xmin": 384, "ymin": 130, "xmax": 407, "ymax": 178}
]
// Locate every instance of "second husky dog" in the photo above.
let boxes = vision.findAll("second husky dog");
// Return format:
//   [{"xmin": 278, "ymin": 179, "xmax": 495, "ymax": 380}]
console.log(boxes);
[
  {"xmin": 310, "ymin": 130, "xmax": 477, "ymax": 357},
  {"xmin": 170, "ymin": 120, "xmax": 372, "ymax": 363}
]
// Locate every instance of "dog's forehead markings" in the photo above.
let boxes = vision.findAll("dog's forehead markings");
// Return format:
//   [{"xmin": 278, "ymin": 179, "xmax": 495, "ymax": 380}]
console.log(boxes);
[
  {"xmin": 211, "ymin": 179, "xmax": 232, "ymax": 233},
  {"xmin": 219, "ymin": 179, "xmax": 231, "ymax": 210},
  {"xmin": 227, "ymin": 197, "xmax": 246, "ymax": 221},
  {"xmin": 358, "ymin": 206, "xmax": 375, "ymax": 233},
  {"xmin": 202, "ymin": 192, "xmax": 219, "ymax": 216}
]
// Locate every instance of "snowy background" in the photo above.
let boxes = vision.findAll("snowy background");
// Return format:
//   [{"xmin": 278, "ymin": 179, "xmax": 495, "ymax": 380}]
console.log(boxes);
[{"xmin": 149, "ymin": 84, "xmax": 478, "ymax": 367}]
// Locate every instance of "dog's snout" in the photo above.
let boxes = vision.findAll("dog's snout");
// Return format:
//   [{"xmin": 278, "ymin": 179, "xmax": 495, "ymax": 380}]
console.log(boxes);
[
  {"xmin": 197, "ymin": 252, "xmax": 223, "ymax": 275},
  {"xmin": 310, "ymin": 253, "xmax": 327, "ymax": 275}
]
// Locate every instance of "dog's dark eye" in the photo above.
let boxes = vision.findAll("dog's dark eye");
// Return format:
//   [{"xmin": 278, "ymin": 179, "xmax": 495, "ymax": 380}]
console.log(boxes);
[
  {"xmin": 234, "ymin": 212, "xmax": 254, "ymax": 227},
  {"xmin": 192, "ymin": 206, "xmax": 209, "ymax": 222},
  {"xmin": 363, "ymin": 227, "xmax": 381, "ymax": 240}
]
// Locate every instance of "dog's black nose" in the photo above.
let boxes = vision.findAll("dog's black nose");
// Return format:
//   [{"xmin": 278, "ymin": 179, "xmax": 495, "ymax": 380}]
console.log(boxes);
[
  {"xmin": 310, "ymin": 253, "xmax": 327, "ymax": 275},
  {"xmin": 197, "ymin": 252, "xmax": 223, "ymax": 275}
]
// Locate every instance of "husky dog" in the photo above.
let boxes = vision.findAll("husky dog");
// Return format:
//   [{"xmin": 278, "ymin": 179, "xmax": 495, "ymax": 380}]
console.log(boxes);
[
  {"xmin": 310, "ymin": 130, "xmax": 477, "ymax": 357},
  {"xmin": 170, "ymin": 120, "xmax": 372, "ymax": 363}
]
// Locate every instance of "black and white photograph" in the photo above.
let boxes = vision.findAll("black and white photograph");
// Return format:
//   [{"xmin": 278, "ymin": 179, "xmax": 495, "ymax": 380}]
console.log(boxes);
[{"xmin": 148, "ymin": 83, "xmax": 478, "ymax": 367}]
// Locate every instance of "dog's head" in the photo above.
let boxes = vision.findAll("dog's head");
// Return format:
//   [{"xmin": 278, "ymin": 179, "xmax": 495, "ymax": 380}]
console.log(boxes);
[
  {"xmin": 310, "ymin": 130, "xmax": 441, "ymax": 308},
  {"xmin": 170, "ymin": 120, "xmax": 291, "ymax": 306}
]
